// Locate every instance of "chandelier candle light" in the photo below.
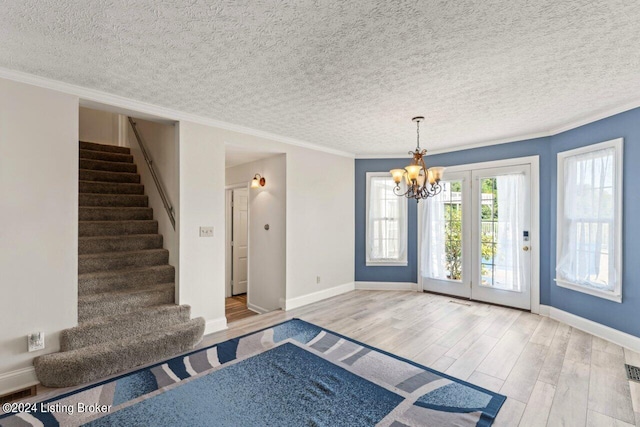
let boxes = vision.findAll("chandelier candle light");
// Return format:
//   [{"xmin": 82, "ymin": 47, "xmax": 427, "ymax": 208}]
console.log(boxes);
[{"xmin": 390, "ymin": 116, "xmax": 445, "ymax": 202}]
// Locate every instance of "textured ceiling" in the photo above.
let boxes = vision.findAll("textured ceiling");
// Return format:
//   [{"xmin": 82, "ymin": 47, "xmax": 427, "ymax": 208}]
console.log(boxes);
[
  {"xmin": 225, "ymin": 145, "xmax": 280, "ymax": 168},
  {"xmin": 1, "ymin": 1, "xmax": 639, "ymax": 154}
]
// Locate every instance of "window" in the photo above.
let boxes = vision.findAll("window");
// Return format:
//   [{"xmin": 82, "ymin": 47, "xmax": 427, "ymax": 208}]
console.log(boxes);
[
  {"xmin": 556, "ymin": 138, "xmax": 623, "ymax": 302},
  {"xmin": 366, "ymin": 172, "xmax": 408, "ymax": 266}
]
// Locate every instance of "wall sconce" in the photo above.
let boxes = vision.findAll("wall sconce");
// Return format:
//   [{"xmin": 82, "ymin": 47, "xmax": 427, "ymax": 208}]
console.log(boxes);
[{"xmin": 251, "ymin": 174, "xmax": 266, "ymax": 188}]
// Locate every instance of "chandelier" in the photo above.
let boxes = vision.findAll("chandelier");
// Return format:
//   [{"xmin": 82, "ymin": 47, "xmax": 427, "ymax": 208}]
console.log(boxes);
[{"xmin": 390, "ymin": 116, "xmax": 445, "ymax": 202}]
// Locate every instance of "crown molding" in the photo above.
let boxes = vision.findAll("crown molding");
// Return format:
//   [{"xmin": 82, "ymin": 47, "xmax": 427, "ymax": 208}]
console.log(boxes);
[
  {"xmin": 3, "ymin": 67, "xmax": 639, "ymax": 161},
  {"xmin": 0, "ymin": 67, "xmax": 354, "ymax": 159},
  {"xmin": 548, "ymin": 98, "xmax": 640, "ymax": 135},
  {"xmin": 355, "ymin": 130, "xmax": 551, "ymax": 159},
  {"xmin": 356, "ymin": 101, "xmax": 640, "ymax": 159}
]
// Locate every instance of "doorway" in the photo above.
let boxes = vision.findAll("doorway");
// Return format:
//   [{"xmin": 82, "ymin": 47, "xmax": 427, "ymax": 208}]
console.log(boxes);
[
  {"xmin": 419, "ymin": 157, "xmax": 539, "ymax": 311},
  {"xmin": 224, "ymin": 185, "xmax": 256, "ymax": 322}
]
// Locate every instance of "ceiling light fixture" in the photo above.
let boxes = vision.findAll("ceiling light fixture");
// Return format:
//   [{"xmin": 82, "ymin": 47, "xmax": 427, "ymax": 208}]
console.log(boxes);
[
  {"xmin": 251, "ymin": 174, "xmax": 266, "ymax": 188},
  {"xmin": 390, "ymin": 116, "xmax": 445, "ymax": 202}
]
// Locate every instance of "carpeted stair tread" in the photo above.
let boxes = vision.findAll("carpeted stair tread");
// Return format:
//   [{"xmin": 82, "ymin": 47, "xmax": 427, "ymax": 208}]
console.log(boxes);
[
  {"xmin": 78, "ymin": 248, "xmax": 169, "ymax": 274},
  {"xmin": 34, "ymin": 317, "xmax": 205, "ymax": 387},
  {"xmin": 61, "ymin": 304, "xmax": 192, "ymax": 351},
  {"xmin": 79, "ymin": 219, "xmax": 158, "ymax": 237},
  {"xmin": 79, "ymin": 180, "xmax": 144, "ymax": 195},
  {"xmin": 80, "ymin": 141, "xmax": 131, "ymax": 155},
  {"xmin": 79, "ymin": 193, "xmax": 148, "ymax": 208},
  {"xmin": 32, "ymin": 141, "xmax": 205, "ymax": 389},
  {"xmin": 79, "ymin": 149, "xmax": 134, "ymax": 163},
  {"xmin": 78, "ymin": 264, "xmax": 175, "ymax": 294},
  {"xmin": 79, "ymin": 206, "xmax": 153, "ymax": 221},
  {"xmin": 80, "ymin": 158, "xmax": 137, "ymax": 173},
  {"xmin": 78, "ymin": 283, "xmax": 175, "ymax": 322},
  {"xmin": 79, "ymin": 234, "xmax": 163, "ymax": 254},
  {"xmin": 80, "ymin": 169, "xmax": 140, "ymax": 184}
]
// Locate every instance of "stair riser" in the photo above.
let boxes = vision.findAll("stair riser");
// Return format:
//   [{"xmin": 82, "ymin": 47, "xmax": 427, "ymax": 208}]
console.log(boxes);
[
  {"xmin": 79, "ymin": 194, "xmax": 148, "ymax": 207},
  {"xmin": 34, "ymin": 318, "xmax": 205, "ymax": 388},
  {"xmin": 79, "ymin": 149, "xmax": 133, "ymax": 163},
  {"xmin": 79, "ymin": 221, "xmax": 158, "ymax": 237},
  {"xmin": 79, "ymin": 235, "xmax": 163, "ymax": 254},
  {"xmin": 79, "ymin": 207, "xmax": 153, "ymax": 221},
  {"xmin": 79, "ymin": 251, "xmax": 169, "ymax": 274},
  {"xmin": 79, "ymin": 169, "xmax": 140, "ymax": 183},
  {"xmin": 61, "ymin": 305, "xmax": 191, "ymax": 351},
  {"xmin": 80, "ymin": 141, "xmax": 131, "ymax": 155},
  {"xmin": 80, "ymin": 159, "xmax": 137, "ymax": 173},
  {"xmin": 78, "ymin": 266, "xmax": 175, "ymax": 294},
  {"xmin": 79, "ymin": 181, "xmax": 144, "ymax": 195},
  {"xmin": 78, "ymin": 288, "xmax": 175, "ymax": 323}
]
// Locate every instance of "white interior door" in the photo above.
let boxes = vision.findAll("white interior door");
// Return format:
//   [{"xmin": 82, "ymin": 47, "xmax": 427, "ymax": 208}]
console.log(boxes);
[
  {"xmin": 420, "ymin": 171, "xmax": 472, "ymax": 298},
  {"xmin": 420, "ymin": 162, "xmax": 534, "ymax": 310},
  {"xmin": 232, "ymin": 188, "xmax": 249, "ymax": 295},
  {"xmin": 471, "ymin": 165, "xmax": 531, "ymax": 309}
]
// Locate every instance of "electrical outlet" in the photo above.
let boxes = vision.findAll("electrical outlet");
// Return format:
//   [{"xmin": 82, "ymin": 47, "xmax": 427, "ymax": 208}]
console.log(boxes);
[
  {"xmin": 199, "ymin": 226, "xmax": 214, "ymax": 237},
  {"xmin": 316, "ymin": 276, "xmax": 321, "ymax": 284},
  {"xmin": 28, "ymin": 332, "xmax": 45, "ymax": 352}
]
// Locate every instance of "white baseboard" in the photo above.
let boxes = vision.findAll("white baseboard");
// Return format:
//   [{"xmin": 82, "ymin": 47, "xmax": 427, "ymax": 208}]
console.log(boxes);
[
  {"xmin": 538, "ymin": 304, "xmax": 551, "ymax": 316},
  {"xmin": 541, "ymin": 305, "xmax": 640, "ymax": 353},
  {"xmin": 0, "ymin": 367, "xmax": 38, "ymax": 396},
  {"xmin": 247, "ymin": 303, "xmax": 269, "ymax": 315},
  {"xmin": 204, "ymin": 317, "xmax": 228, "ymax": 336},
  {"xmin": 355, "ymin": 281, "xmax": 418, "ymax": 291},
  {"xmin": 285, "ymin": 282, "xmax": 355, "ymax": 311}
]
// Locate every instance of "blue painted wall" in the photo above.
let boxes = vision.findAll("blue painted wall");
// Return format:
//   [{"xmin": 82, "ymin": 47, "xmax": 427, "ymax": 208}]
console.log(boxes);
[
  {"xmin": 355, "ymin": 107, "xmax": 640, "ymax": 335},
  {"xmin": 355, "ymin": 136, "xmax": 553, "ymax": 305},
  {"xmin": 549, "ymin": 108, "xmax": 640, "ymax": 337},
  {"xmin": 355, "ymin": 159, "xmax": 420, "ymax": 283}
]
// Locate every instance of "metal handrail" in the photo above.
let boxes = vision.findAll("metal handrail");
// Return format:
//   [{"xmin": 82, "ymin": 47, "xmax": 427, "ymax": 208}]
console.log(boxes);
[{"xmin": 127, "ymin": 117, "xmax": 176, "ymax": 230}]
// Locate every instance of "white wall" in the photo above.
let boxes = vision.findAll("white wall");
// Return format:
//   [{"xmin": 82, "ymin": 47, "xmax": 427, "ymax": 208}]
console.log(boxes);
[
  {"xmin": 226, "ymin": 154, "xmax": 287, "ymax": 313},
  {"xmin": 0, "ymin": 79, "xmax": 78, "ymax": 394},
  {"xmin": 201, "ymin": 128, "xmax": 355, "ymax": 310},
  {"xmin": 79, "ymin": 107, "xmax": 122, "ymax": 146},
  {"xmin": 178, "ymin": 122, "xmax": 227, "ymax": 333},
  {"xmin": 286, "ymin": 148, "xmax": 355, "ymax": 302},
  {"xmin": 125, "ymin": 118, "xmax": 180, "ymax": 270}
]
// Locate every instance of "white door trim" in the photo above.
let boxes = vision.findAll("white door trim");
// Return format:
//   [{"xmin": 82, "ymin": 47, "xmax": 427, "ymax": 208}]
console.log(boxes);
[
  {"xmin": 231, "ymin": 187, "xmax": 249, "ymax": 295},
  {"xmin": 418, "ymin": 155, "xmax": 540, "ymax": 314}
]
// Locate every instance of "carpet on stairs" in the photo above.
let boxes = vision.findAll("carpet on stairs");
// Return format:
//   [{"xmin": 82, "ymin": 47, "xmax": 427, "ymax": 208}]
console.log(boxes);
[{"xmin": 34, "ymin": 140, "xmax": 205, "ymax": 388}]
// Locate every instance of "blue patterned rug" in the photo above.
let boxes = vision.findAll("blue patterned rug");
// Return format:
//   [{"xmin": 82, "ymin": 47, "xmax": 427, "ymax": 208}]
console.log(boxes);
[{"xmin": 0, "ymin": 319, "xmax": 505, "ymax": 426}]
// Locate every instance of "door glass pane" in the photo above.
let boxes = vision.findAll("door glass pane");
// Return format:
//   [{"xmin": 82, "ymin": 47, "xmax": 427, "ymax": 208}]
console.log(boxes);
[
  {"xmin": 479, "ymin": 174, "xmax": 526, "ymax": 292},
  {"xmin": 421, "ymin": 180, "xmax": 463, "ymax": 282},
  {"xmin": 480, "ymin": 178, "xmax": 497, "ymax": 287}
]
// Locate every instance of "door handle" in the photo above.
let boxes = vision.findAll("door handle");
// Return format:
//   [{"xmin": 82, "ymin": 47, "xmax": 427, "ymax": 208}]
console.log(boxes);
[{"xmin": 522, "ymin": 246, "xmax": 529, "ymax": 252}]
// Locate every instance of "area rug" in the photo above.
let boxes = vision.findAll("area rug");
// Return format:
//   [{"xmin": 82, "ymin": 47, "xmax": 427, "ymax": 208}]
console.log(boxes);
[{"xmin": 0, "ymin": 319, "xmax": 506, "ymax": 426}]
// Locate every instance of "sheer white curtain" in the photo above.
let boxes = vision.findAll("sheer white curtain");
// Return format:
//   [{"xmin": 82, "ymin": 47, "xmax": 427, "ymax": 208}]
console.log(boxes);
[
  {"xmin": 496, "ymin": 174, "xmax": 527, "ymax": 292},
  {"xmin": 366, "ymin": 176, "xmax": 407, "ymax": 263},
  {"xmin": 557, "ymin": 148, "xmax": 615, "ymax": 291},
  {"xmin": 420, "ymin": 187, "xmax": 447, "ymax": 279}
]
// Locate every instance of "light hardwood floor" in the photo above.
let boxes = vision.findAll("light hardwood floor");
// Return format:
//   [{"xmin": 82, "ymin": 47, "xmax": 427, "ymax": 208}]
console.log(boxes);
[
  {"xmin": 225, "ymin": 294, "xmax": 258, "ymax": 323},
  {"xmin": 30, "ymin": 290, "xmax": 639, "ymax": 426},
  {"xmin": 202, "ymin": 290, "xmax": 640, "ymax": 427}
]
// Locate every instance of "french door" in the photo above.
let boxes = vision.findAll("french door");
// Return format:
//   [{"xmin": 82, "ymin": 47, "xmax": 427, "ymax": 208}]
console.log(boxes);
[{"xmin": 420, "ymin": 163, "xmax": 533, "ymax": 310}]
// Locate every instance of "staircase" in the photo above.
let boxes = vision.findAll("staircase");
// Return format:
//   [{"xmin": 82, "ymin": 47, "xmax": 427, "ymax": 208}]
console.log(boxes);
[{"xmin": 34, "ymin": 141, "xmax": 204, "ymax": 388}]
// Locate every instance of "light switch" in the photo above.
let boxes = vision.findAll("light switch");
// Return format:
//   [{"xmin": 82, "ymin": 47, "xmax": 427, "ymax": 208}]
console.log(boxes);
[{"xmin": 199, "ymin": 226, "xmax": 214, "ymax": 237}]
